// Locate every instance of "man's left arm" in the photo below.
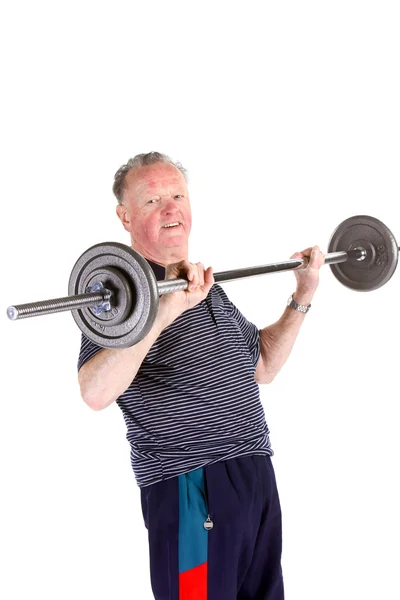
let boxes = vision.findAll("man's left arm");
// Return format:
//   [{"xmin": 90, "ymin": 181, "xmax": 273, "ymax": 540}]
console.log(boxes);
[{"xmin": 255, "ymin": 245, "xmax": 325, "ymax": 384}]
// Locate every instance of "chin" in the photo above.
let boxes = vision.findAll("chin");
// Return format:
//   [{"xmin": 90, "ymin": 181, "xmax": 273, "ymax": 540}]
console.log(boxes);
[
  {"xmin": 163, "ymin": 241, "xmax": 187, "ymax": 248},
  {"xmin": 160, "ymin": 234, "xmax": 188, "ymax": 247}
]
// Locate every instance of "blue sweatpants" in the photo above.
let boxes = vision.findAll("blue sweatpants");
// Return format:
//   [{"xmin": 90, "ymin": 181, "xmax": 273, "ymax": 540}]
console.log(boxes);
[{"xmin": 140, "ymin": 455, "xmax": 284, "ymax": 599}]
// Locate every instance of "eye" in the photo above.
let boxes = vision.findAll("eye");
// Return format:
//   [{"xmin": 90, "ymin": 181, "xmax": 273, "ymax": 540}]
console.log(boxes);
[
  {"xmin": 147, "ymin": 199, "xmax": 158, "ymax": 204},
  {"xmin": 174, "ymin": 194, "xmax": 184, "ymax": 199}
]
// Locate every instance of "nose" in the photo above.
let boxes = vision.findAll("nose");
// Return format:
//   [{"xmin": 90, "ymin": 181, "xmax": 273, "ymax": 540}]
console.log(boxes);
[{"xmin": 161, "ymin": 197, "xmax": 179, "ymax": 215}]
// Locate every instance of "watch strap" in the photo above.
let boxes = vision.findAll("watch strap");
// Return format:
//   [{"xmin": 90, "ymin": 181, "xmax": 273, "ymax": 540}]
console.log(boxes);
[{"xmin": 287, "ymin": 293, "xmax": 311, "ymax": 313}]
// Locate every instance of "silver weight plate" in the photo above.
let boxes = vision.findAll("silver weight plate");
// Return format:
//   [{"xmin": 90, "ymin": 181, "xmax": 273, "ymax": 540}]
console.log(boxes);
[{"xmin": 68, "ymin": 242, "xmax": 159, "ymax": 348}]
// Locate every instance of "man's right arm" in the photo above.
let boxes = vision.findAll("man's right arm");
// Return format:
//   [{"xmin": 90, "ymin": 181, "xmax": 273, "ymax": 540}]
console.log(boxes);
[
  {"xmin": 78, "ymin": 260, "xmax": 214, "ymax": 411},
  {"xmin": 78, "ymin": 311, "xmax": 169, "ymax": 411}
]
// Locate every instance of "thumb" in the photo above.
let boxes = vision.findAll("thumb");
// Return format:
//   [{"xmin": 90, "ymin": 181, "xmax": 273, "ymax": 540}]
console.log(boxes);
[
  {"xmin": 204, "ymin": 266, "xmax": 215, "ymax": 289},
  {"xmin": 165, "ymin": 260, "xmax": 188, "ymax": 279},
  {"xmin": 308, "ymin": 245, "xmax": 321, "ymax": 268}
]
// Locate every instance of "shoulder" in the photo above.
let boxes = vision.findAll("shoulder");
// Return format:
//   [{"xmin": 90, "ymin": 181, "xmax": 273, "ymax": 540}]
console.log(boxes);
[
  {"xmin": 207, "ymin": 283, "xmax": 233, "ymax": 312},
  {"xmin": 209, "ymin": 283, "xmax": 230, "ymax": 302}
]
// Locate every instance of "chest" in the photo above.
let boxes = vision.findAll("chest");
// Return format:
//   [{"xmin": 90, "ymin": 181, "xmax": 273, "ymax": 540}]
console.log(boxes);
[{"xmin": 143, "ymin": 292, "xmax": 250, "ymax": 371}]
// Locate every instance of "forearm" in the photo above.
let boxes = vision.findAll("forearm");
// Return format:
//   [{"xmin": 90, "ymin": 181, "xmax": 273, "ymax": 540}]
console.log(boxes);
[
  {"xmin": 258, "ymin": 290, "xmax": 313, "ymax": 383},
  {"xmin": 78, "ymin": 265, "xmax": 215, "ymax": 411},
  {"xmin": 78, "ymin": 313, "xmax": 168, "ymax": 411}
]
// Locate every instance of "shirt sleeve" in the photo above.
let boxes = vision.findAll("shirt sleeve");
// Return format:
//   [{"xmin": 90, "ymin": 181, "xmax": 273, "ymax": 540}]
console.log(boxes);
[
  {"xmin": 214, "ymin": 284, "xmax": 261, "ymax": 368},
  {"xmin": 77, "ymin": 333, "xmax": 104, "ymax": 371}
]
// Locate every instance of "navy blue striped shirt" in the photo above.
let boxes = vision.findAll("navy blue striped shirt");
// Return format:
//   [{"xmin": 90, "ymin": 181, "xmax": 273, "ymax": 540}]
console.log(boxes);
[{"xmin": 78, "ymin": 261, "xmax": 273, "ymax": 488}]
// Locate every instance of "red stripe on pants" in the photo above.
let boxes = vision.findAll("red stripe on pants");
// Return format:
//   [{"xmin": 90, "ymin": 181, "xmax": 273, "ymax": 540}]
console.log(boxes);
[{"xmin": 179, "ymin": 562, "xmax": 208, "ymax": 600}]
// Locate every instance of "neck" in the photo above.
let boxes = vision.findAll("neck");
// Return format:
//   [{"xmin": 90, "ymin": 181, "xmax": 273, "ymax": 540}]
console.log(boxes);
[{"xmin": 131, "ymin": 239, "xmax": 189, "ymax": 267}]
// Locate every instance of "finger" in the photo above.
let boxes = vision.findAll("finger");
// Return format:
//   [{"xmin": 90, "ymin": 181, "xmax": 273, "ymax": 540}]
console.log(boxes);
[
  {"xmin": 204, "ymin": 266, "xmax": 214, "ymax": 291},
  {"xmin": 165, "ymin": 260, "xmax": 187, "ymax": 280},
  {"xmin": 196, "ymin": 262, "xmax": 205, "ymax": 287},
  {"xmin": 290, "ymin": 247, "xmax": 313, "ymax": 260},
  {"xmin": 187, "ymin": 263, "xmax": 199, "ymax": 291},
  {"xmin": 290, "ymin": 252, "xmax": 310, "ymax": 269},
  {"xmin": 299, "ymin": 247, "xmax": 314, "ymax": 257},
  {"xmin": 318, "ymin": 249, "xmax": 326, "ymax": 267},
  {"xmin": 308, "ymin": 245, "xmax": 323, "ymax": 269}
]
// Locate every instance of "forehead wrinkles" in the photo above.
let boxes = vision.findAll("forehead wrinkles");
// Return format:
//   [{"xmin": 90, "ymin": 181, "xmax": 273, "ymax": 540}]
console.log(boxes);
[
  {"xmin": 129, "ymin": 173, "xmax": 187, "ymax": 203},
  {"xmin": 144, "ymin": 174, "xmax": 184, "ymax": 192}
]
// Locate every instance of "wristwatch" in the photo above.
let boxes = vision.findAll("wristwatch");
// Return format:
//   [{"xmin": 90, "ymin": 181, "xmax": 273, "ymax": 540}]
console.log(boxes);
[{"xmin": 287, "ymin": 293, "xmax": 311, "ymax": 314}]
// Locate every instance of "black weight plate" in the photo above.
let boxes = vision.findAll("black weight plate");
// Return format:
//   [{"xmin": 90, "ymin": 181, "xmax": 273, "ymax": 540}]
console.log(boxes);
[
  {"xmin": 328, "ymin": 215, "xmax": 398, "ymax": 291},
  {"xmin": 68, "ymin": 242, "xmax": 159, "ymax": 348}
]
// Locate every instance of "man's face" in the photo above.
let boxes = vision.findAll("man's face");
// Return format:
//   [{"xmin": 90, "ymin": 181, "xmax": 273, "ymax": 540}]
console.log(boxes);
[{"xmin": 116, "ymin": 162, "xmax": 192, "ymax": 261}]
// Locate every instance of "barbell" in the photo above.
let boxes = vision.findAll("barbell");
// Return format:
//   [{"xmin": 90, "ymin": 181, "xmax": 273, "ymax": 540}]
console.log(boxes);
[{"xmin": 6, "ymin": 215, "xmax": 399, "ymax": 349}]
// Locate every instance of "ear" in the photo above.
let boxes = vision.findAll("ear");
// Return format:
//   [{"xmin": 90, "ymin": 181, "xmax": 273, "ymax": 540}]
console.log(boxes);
[{"xmin": 116, "ymin": 204, "xmax": 132, "ymax": 233}]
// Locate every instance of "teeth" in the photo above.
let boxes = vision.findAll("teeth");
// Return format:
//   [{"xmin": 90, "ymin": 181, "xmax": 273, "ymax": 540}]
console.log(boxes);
[{"xmin": 163, "ymin": 222, "xmax": 180, "ymax": 228}]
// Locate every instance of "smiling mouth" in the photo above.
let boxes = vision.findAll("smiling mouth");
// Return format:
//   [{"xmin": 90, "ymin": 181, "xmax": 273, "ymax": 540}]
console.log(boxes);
[{"xmin": 162, "ymin": 222, "xmax": 181, "ymax": 229}]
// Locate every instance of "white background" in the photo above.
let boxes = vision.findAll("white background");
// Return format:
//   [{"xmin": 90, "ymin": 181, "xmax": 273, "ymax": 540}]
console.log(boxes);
[{"xmin": 1, "ymin": 1, "xmax": 399, "ymax": 599}]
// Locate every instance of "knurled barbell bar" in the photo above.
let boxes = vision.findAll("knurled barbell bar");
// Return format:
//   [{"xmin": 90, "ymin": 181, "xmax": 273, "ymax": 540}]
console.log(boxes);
[{"xmin": 6, "ymin": 215, "xmax": 399, "ymax": 349}]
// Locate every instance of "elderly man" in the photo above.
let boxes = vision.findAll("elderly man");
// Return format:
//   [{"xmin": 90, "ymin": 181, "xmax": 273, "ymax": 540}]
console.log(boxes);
[{"xmin": 78, "ymin": 152, "xmax": 325, "ymax": 600}]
